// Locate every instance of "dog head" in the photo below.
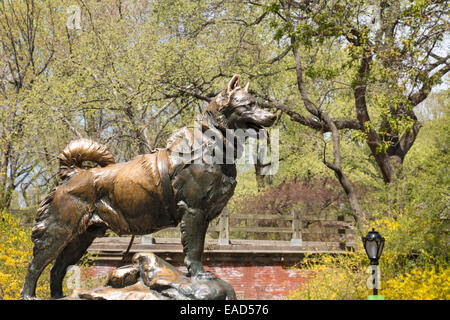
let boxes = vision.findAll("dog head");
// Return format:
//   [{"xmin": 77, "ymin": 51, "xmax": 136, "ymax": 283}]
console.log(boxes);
[{"xmin": 205, "ymin": 75, "xmax": 276, "ymax": 136}]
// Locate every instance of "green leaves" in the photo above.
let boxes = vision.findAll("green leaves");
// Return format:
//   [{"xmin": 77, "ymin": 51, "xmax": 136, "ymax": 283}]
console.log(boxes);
[{"xmin": 304, "ymin": 65, "xmax": 341, "ymax": 81}]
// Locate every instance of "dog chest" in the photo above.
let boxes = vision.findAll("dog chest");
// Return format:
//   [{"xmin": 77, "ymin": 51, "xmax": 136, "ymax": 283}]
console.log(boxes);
[{"xmin": 172, "ymin": 163, "xmax": 236, "ymax": 212}]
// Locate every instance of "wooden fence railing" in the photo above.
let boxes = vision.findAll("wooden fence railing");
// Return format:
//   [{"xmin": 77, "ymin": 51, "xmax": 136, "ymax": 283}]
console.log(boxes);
[
  {"xmin": 6, "ymin": 207, "xmax": 357, "ymax": 249},
  {"xmin": 215, "ymin": 208, "xmax": 356, "ymax": 248},
  {"xmin": 153, "ymin": 208, "xmax": 357, "ymax": 249}
]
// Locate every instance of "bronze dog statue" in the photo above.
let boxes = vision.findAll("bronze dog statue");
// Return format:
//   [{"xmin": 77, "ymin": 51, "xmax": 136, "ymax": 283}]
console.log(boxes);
[{"xmin": 21, "ymin": 75, "xmax": 276, "ymax": 299}]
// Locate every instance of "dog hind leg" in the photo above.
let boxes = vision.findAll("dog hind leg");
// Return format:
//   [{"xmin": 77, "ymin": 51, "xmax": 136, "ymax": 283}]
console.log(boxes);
[
  {"xmin": 22, "ymin": 192, "xmax": 93, "ymax": 299},
  {"xmin": 50, "ymin": 224, "xmax": 107, "ymax": 299},
  {"xmin": 21, "ymin": 223, "xmax": 74, "ymax": 300}
]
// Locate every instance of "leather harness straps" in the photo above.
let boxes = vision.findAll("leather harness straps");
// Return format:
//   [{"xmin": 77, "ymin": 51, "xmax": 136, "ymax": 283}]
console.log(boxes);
[
  {"xmin": 156, "ymin": 148, "xmax": 177, "ymax": 222},
  {"xmin": 122, "ymin": 148, "xmax": 175, "ymax": 262}
]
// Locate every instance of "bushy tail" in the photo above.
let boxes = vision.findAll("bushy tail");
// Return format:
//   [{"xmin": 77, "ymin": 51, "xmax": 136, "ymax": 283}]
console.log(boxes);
[
  {"xmin": 30, "ymin": 139, "xmax": 114, "ymax": 244},
  {"xmin": 57, "ymin": 138, "xmax": 115, "ymax": 180}
]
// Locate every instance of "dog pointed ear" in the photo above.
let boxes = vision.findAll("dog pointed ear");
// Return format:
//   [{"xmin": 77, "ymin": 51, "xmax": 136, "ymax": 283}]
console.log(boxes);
[
  {"xmin": 226, "ymin": 74, "xmax": 240, "ymax": 93},
  {"xmin": 244, "ymin": 82, "xmax": 250, "ymax": 92}
]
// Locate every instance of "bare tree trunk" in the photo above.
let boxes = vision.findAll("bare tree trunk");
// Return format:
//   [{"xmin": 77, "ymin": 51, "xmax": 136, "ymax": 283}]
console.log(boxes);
[
  {"xmin": 289, "ymin": 39, "xmax": 366, "ymax": 230},
  {"xmin": 123, "ymin": 102, "xmax": 151, "ymax": 154},
  {"xmin": 321, "ymin": 132, "xmax": 365, "ymax": 231}
]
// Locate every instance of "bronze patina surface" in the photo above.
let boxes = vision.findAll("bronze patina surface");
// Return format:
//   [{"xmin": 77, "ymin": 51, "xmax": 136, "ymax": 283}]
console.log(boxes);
[
  {"xmin": 21, "ymin": 75, "xmax": 276, "ymax": 299},
  {"xmin": 64, "ymin": 253, "xmax": 235, "ymax": 300}
]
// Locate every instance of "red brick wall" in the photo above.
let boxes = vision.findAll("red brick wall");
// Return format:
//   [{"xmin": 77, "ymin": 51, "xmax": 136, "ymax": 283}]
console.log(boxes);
[
  {"xmin": 203, "ymin": 263, "xmax": 310, "ymax": 300},
  {"xmin": 86, "ymin": 262, "xmax": 310, "ymax": 300}
]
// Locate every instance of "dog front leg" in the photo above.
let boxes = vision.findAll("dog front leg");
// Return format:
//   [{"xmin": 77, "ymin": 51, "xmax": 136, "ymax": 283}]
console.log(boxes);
[{"xmin": 178, "ymin": 201, "xmax": 216, "ymax": 280}]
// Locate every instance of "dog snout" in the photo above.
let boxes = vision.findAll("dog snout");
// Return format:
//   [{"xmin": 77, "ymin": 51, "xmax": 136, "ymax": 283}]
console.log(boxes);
[
  {"xmin": 260, "ymin": 110, "xmax": 276, "ymax": 127},
  {"xmin": 267, "ymin": 112, "xmax": 276, "ymax": 122}
]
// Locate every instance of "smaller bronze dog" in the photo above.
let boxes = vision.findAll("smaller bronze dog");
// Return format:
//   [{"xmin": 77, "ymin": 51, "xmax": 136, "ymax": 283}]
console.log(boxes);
[{"xmin": 21, "ymin": 75, "xmax": 276, "ymax": 299}]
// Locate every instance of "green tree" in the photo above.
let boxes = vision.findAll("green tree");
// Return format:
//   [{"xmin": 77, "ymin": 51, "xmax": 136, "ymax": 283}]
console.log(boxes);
[
  {"xmin": 234, "ymin": 0, "xmax": 449, "ymax": 227},
  {"xmin": 262, "ymin": 0, "xmax": 449, "ymax": 182},
  {"xmin": 0, "ymin": 0, "xmax": 67, "ymax": 208}
]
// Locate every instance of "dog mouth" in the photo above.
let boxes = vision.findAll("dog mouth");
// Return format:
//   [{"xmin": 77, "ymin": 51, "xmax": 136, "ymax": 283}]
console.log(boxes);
[{"xmin": 245, "ymin": 121, "xmax": 263, "ymax": 131}]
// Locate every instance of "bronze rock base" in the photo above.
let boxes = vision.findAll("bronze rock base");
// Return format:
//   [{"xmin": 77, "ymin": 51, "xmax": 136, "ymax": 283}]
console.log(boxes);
[{"xmin": 63, "ymin": 253, "xmax": 236, "ymax": 300}]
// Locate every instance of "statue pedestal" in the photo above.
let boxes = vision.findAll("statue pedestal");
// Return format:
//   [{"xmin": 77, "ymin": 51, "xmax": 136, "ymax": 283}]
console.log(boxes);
[{"xmin": 64, "ymin": 253, "xmax": 236, "ymax": 300}]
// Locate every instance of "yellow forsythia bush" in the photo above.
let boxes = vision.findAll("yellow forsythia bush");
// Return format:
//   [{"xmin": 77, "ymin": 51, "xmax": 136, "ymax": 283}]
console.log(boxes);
[
  {"xmin": 286, "ymin": 251, "xmax": 369, "ymax": 300},
  {"xmin": 383, "ymin": 264, "xmax": 450, "ymax": 300},
  {"xmin": 286, "ymin": 250, "xmax": 450, "ymax": 300},
  {"xmin": 0, "ymin": 210, "xmax": 51, "ymax": 299}
]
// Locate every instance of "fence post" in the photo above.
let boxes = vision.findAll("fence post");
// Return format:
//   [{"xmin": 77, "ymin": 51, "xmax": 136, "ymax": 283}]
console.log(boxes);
[
  {"xmin": 218, "ymin": 207, "xmax": 230, "ymax": 245},
  {"xmin": 338, "ymin": 215, "xmax": 347, "ymax": 250},
  {"xmin": 290, "ymin": 209, "xmax": 302, "ymax": 246},
  {"xmin": 141, "ymin": 234, "xmax": 156, "ymax": 244}
]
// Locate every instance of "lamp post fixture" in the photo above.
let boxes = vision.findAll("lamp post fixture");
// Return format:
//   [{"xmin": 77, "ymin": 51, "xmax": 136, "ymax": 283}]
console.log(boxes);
[{"xmin": 362, "ymin": 228, "xmax": 385, "ymax": 299}]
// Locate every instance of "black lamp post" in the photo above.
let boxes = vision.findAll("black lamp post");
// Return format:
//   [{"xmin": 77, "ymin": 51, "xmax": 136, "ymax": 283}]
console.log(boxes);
[{"xmin": 362, "ymin": 228, "xmax": 385, "ymax": 297}]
